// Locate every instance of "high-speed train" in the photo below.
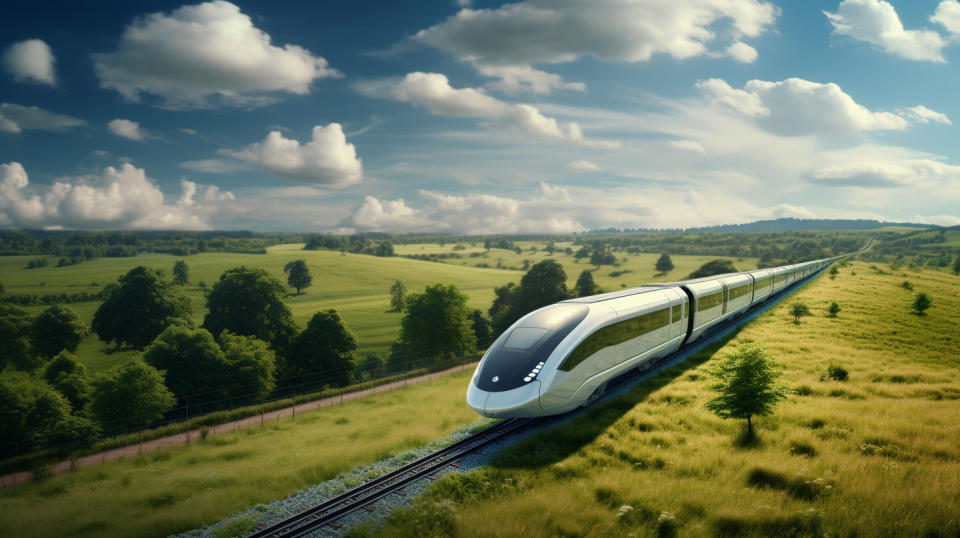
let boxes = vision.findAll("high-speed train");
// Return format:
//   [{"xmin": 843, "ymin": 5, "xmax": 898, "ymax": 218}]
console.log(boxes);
[{"xmin": 467, "ymin": 257, "xmax": 837, "ymax": 418}]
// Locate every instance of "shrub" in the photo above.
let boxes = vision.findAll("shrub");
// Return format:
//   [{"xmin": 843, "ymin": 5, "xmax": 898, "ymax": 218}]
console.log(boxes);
[
  {"xmin": 912, "ymin": 292, "xmax": 932, "ymax": 315},
  {"xmin": 789, "ymin": 440, "xmax": 817, "ymax": 457},
  {"xmin": 824, "ymin": 363, "xmax": 849, "ymax": 382},
  {"xmin": 901, "ymin": 281, "xmax": 913, "ymax": 290},
  {"xmin": 827, "ymin": 302, "xmax": 840, "ymax": 317}
]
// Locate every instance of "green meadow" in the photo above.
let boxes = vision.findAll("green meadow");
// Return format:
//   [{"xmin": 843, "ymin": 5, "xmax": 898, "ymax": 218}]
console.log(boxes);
[
  {"xmin": 0, "ymin": 369, "xmax": 485, "ymax": 538},
  {"xmin": 367, "ymin": 261, "xmax": 960, "ymax": 537},
  {"xmin": 1, "ymin": 243, "xmax": 751, "ymax": 373}
]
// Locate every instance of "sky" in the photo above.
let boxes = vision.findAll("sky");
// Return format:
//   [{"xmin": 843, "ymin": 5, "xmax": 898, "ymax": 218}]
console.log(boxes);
[{"xmin": 1, "ymin": 0, "xmax": 959, "ymax": 233}]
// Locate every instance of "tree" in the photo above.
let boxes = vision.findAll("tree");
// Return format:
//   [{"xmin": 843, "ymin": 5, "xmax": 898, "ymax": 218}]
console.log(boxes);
[
  {"xmin": 953, "ymin": 254, "xmax": 960, "ymax": 276},
  {"xmin": 827, "ymin": 302, "xmax": 841, "ymax": 318},
  {"xmin": 574, "ymin": 270, "xmax": 597, "ymax": 297},
  {"xmin": 375, "ymin": 240, "xmax": 394, "ymax": 257},
  {"xmin": 655, "ymin": 253, "xmax": 675, "ymax": 274},
  {"xmin": 400, "ymin": 284, "xmax": 477, "ymax": 360},
  {"xmin": 283, "ymin": 259, "xmax": 312, "ymax": 294},
  {"xmin": 92, "ymin": 266, "xmax": 192, "ymax": 349},
  {"xmin": 389, "ymin": 280, "xmax": 408, "ymax": 312},
  {"xmin": 220, "ymin": 331, "xmax": 276, "ymax": 404},
  {"xmin": 0, "ymin": 304, "xmax": 39, "ymax": 371},
  {"xmin": 704, "ymin": 343, "xmax": 788, "ymax": 438},
  {"xmin": 44, "ymin": 351, "xmax": 92, "ymax": 413},
  {"xmin": 31, "ymin": 305, "xmax": 87, "ymax": 358},
  {"xmin": 590, "ymin": 250, "xmax": 616, "ymax": 268},
  {"xmin": 357, "ymin": 353, "xmax": 384, "ymax": 380},
  {"xmin": 173, "ymin": 260, "xmax": 189, "ymax": 285},
  {"xmin": 688, "ymin": 259, "xmax": 737, "ymax": 279},
  {"xmin": 790, "ymin": 302, "xmax": 811, "ymax": 324},
  {"xmin": 0, "ymin": 372, "xmax": 99, "ymax": 457},
  {"xmin": 143, "ymin": 326, "xmax": 228, "ymax": 403},
  {"xmin": 203, "ymin": 266, "xmax": 298, "ymax": 354},
  {"xmin": 90, "ymin": 359, "xmax": 176, "ymax": 431},
  {"xmin": 912, "ymin": 292, "xmax": 932, "ymax": 315},
  {"xmin": 288, "ymin": 310, "xmax": 357, "ymax": 388},
  {"xmin": 829, "ymin": 265, "xmax": 839, "ymax": 279},
  {"xmin": 469, "ymin": 309, "xmax": 491, "ymax": 347},
  {"xmin": 491, "ymin": 260, "xmax": 569, "ymax": 335}
]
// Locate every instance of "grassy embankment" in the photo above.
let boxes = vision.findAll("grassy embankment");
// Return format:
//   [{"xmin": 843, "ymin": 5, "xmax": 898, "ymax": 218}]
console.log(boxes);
[
  {"xmin": 0, "ymin": 368, "xmax": 485, "ymax": 537},
  {"xmin": 367, "ymin": 261, "xmax": 960, "ymax": 537},
  {"xmin": 0, "ymin": 243, "xmax": 752, "ymax": 373}
]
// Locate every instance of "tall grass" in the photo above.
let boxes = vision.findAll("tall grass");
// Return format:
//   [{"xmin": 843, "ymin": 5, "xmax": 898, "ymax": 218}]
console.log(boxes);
[
  {"xmin": 0, "ymin": 370, "xmax": 483, "ymax": 538},
  {"xmin": 369, "ymin": 261, "xmax": 960, "ymax": 537}
]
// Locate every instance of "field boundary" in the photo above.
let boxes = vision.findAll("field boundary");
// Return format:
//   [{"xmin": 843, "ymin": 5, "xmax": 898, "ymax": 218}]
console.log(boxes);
[{"xmin": 0, "ymin": 362, "xmax": 477, "ymax": 488}]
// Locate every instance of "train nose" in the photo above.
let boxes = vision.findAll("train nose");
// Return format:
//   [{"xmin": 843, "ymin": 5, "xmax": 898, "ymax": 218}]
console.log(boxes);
[{"xmin": 468, "ymin": 380, "xmax": 542, "ymax": 418}]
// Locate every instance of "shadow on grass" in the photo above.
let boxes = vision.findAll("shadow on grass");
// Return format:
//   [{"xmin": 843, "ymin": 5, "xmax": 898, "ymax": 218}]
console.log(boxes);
[
  {"xmin": 733, "ymin": 430, "xmax": 762, "ymax": 449},
  {"xmin": 491, "ymin": 326, "xmax": 745, "ymax": 470}
]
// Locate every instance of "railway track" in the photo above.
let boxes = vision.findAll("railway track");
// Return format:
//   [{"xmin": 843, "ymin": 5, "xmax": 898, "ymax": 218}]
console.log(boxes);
[{"xmin": 247, "ymin": 417, "xmax": 534, "ymax": 537}]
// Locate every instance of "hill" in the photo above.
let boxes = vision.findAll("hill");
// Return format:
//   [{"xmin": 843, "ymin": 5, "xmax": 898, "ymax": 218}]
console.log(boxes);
[{"xmin": 611, "ymin": 217, "xmax": 935, "ymax": 234}]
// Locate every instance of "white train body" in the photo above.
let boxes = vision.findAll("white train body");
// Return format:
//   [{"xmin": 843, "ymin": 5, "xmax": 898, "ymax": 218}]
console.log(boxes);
[{"xmin": 467, "ymin": 257, "xmax": 837, "ymax": 418}]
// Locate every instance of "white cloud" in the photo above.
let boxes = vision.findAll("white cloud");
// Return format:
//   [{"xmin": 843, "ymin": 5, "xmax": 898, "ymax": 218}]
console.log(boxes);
[
  {"xmin": 414, "ymin": 0, "xmax": 778, "ymax": 65},
  {"xmin": 825, "ymin": 0, "xmax": 947, "ymax": 62},
  {"xmin": 726, "ymin": 41, "xmax": 759, "ymax": 63},
  {"xmin": 912, "ymin": 214, "xmax": 960, "ymax": 226},
  {"xmin": 809, "ymin": 158, "xmax": 960, "ymax": 188},
  {"xmin": 568, "ymin": 160, "xmax": 600, "ymax": 172},
  {"xmin": 93, "ymin": 1, "xmax": 341, "ymax": 109},
  {"xmin": 359, "ymin": 72, "xmax": 618, "ymax": 148},
  {"xmin": 3, "ymin": 39, "xmax": 56, "ymax": 86},
  {"xmin": 0, "ymin": 103, "xmax": 86, "ymax": 133},
  {"xmin": 900, "ymin": 105, "xmax": 952, "ymax": 125},
  {"xmin": 466, "ymin": 59, "xmax": 586, "ymax": 95},
  {"xmin": 221, "ymin": 123, "xmax": 363, "ymax": 186},
  {"xmin": 108, "ymin": 118, "xmax": 146, "ymax": 141},
  {"xmin": 346, "ymin": 196, "xmax": 434, "ymax": 231},
  {"xmin": 0, "ymin": 161, "xmax": 233, "ymax": 230},
  {"xmin": 932, "ymin": 0, "xmax": 960, "ymax": 35},
  {"xmin": 180, "ymin": 128, "xmax": 198, "ymax": 135},
  {"xmin": 698, "ymin": 77, "xmax": 907, "ymax": 136},
  {"xmin": 669, "ymin": 139, "xmax": 707, "ymax": 153},
  {"xmin": 179, "ymin": 158, "xmax": 247, "ymax": 174}
]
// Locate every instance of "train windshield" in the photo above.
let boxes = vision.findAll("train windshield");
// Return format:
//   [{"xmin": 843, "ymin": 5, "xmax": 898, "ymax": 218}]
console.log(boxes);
[{"xmin": 474, "ymin": 304, "xmax": 588, "ymax": 392}]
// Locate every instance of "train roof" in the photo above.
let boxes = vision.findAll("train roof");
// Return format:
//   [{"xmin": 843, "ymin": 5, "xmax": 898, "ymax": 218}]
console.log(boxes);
[{"xmin": 561, "ymin": 286, "xmax": 668, "ymax": 304}]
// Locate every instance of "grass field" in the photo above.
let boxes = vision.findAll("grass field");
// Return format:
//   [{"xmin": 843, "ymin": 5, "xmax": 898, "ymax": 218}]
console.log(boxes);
[
  {"xmin": 0, "ymin": 243, "xmax": 753, "ymax": 373},
  {"xmin": 0, "ymin": 369, "xmax": 485, "ymax": 538},
  {"xmin": 366, "ymin": 261, "xmax": 960, "ymax": 537}
]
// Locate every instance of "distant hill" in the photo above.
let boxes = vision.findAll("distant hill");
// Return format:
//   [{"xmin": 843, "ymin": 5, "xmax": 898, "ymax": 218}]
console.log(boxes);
[{"xmin": 605, "ymin": 218, "xmax": 935, "ymax": 234}]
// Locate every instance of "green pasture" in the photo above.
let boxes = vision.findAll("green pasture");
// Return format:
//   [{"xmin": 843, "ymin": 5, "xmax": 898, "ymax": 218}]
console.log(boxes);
[
  {"xmin": 0, "ymin": 369, "xmax": 485, "ymax": 538},
  {"xmin": 369, "ymin": 261, "xmax": 960, "ymax": 537},
  {"xmin": 1, "ymin": 243, "xmax": 752, "ymax": 373}
]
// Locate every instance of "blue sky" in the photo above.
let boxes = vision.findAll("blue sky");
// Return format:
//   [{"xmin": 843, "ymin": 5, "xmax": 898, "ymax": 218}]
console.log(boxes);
[{"xmin": 1, "ymin": 0, "xmax": 959, "ymax": 232}]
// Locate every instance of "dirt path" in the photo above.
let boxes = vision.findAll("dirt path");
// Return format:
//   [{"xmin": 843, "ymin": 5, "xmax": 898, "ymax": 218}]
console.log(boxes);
[{"xmin": 0, "ymin": 363, "xmax": 477, "ymax": 488}]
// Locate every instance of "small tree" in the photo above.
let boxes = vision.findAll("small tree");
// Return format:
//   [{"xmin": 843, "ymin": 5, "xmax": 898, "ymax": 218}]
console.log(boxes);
[
  {"xmin": 283, "ymin": 259, "xmax": 312, "ymax": 295},
  {"xmin": 827, "ymin": 302, "xmax": 840, "ymax": 318},
  {"xmin": 389, "ymin": 280, "xmax": 408, "ymax": 313},
  {"xmin": 912, "ymin": 292, "xmax": 932, "ymax": 315},
  {"xmin": 92, "ymin": 266, "xmax": 192, "ymax": 350},
  {"xmin": 143, "ymin": 326, "xmax": 228, "ymax": 403},
  {"xmin": 173, "ymin": 260, "xmax": 189, "ymax": 285},
  {"xmin": 790, "ymin": 302, "xmax": 811, "ymax": 324},
  {"xmin": 829, "ymin": 265, "xmax": 839, "ymax": 279},
  {"xmin": 220, "ymin": 331, "xmax": 276, "ymax": 404},
  {"xmin": 574, "ymin": 270, "xmax": 597, "ymax": 297},
  {"xmin": 400, "ymin": 283, "xmax": 477, "ymax": 360},
  {"xmin": 469, "ymin": 309, "xmax": 491, "ymax": 347},
  {"xmin": 688, "ymin": 259, "xmax": 737, "ymax": 279},
  {"xmin": 704, "ymin": 343, "xmax": 787, "ymax": 438},
  {"xmin": 31, "ymin": 305, "xmax": 88, "ymax": 358},
  {"xmin": 655, "ymin": 253, "xmax": 675, "ymax": 274},
  {"xmin": 952, "ymin": 254, "xmax": 960, "ymax": 276},
  {"xmin": 0, "ymin": 304, "xmax": 39, "ymax": 371},
  {"xmin": 90, "ymin": 359, "xmax": 176, "ymax": 431},
  {"xmin": 289, "ymin": 309, "xmax": 357, "ymax": 388}
]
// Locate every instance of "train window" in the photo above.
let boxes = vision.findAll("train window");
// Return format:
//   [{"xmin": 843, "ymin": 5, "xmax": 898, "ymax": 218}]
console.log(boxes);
[
  {"xmin": 728, "ymin": 284, "xmax": 750, "ymax": 300},
  {"xmin": 697, "ymin": 291, "xmax": 723, "ymax": 312},
  {"xmin": 558, "ymin": 307, "xmax": 669, "ymax": 372},
  {"xmin": 670, "ymin": 304, "xmax": 678, "ymax": 323},
  {"xmin": 503, "ymin": 327, "xmax": 549, "ymax": 350},
  {"xmin": 754, "ymin": 277, "xmax": 769, "ymax": 290}
]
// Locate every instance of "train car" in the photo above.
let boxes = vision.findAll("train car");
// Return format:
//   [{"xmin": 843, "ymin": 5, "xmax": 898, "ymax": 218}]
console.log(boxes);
[{"xmin": 467, "ymin": 257, "xmax": 835, "ymax": 418}]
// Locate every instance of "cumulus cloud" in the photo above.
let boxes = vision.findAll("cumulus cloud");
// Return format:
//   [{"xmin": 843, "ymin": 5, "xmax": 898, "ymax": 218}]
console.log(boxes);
[
  {"xmin": 809, "ymin": 159, "xmax": 960, "ymax": 188},
  {"xmin": 825, "ymin": 0, "xmax": 947, "ymax": 62},
  {"xmin": 932, "ymin": 0, "xmax": 960, "ymax": 35},
  {"xmin": 726, "ymin": 41, "xmax": 759, "ymax": 63},
  {"xmin": 0, "ymin": 103, "xmax": 86, "ymax": 133},
  {"xmin": 221, "ymin": 123, "xmax": 363, "ymax": 186},
  {"xmin": 93, "ymin": 1, "xmax": 341, "ymax": 108},
  {"xmin": 360, "ymin": 72, "xmax": 618, "ymax": 148},
  {"xmin": 414, "ymin": 0, "xmax": 778, "ymax": 66},
  {"xmin": 900, "ymin": 105, "xmax": 952, "ymax": 125},
  {"xmin": 0, "ymin": 161, "xmax": 233, "ymax": 230},
  {"xmin": 697, "ymin": 77, "xmax": 907, "ymax": 136},
  {"xmin": 568, "ymin": 160, "xmax": 600, "ymax": 172},
  {"xmin": 669, "ymin": 139, "xmax": 707, "ymax": 153},
  {"xmin": 3, "ymin": 39, "xmax": 56, "ymax": 86},
  {"xmin": 108, "ymin": 119, "xmax": 146, "ymax": 141},
  {"xmin": 179, "ymin": 158, "xmax": 247, "ymax": 174},
  {"xmin": 466, "ymin": 59, "xmax": 585, "ymax": 94}
]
